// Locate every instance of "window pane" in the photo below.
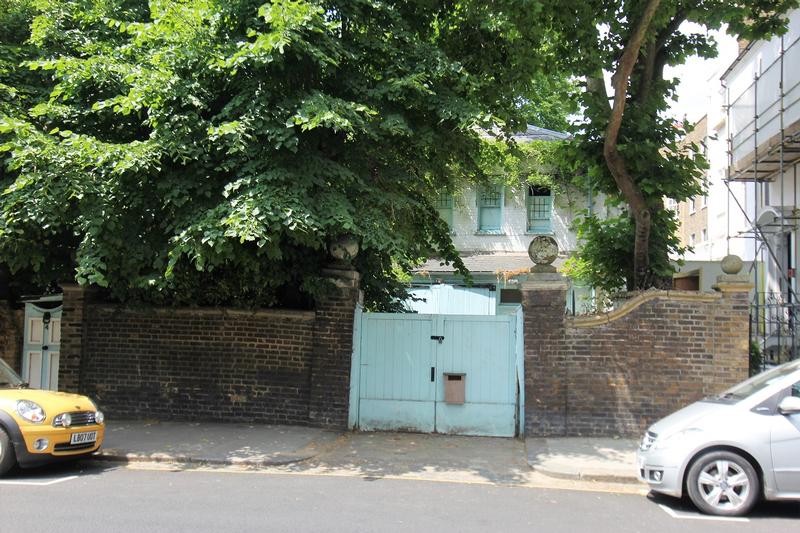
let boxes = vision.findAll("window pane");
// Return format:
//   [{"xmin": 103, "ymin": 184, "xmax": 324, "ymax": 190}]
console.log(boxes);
[
  {"xmin": 433, "ymin": 192, "xmax": 453, "ymax": 209},
  {"xmin": 478, "ymin": 186, "xmax": 502, "ymax": 231},
  {"xmin": 479, "ymin": 187, "xmax": 502, "ymax": 208},
  {"xmin": 527, "ymin": 186, "xmax": 552, "ymax": 233}
]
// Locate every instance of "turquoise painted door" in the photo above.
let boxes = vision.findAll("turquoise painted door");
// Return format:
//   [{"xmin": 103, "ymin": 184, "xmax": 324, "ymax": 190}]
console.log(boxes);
[
  {"xmin": 358, "ymin": 314, "xmax": 436, "ymax": 432},
  {"xmin": 354, "ymin": 312, "xmax": 519, "ymax": 437},
  {"xmin": 435, "ymin": 315, "xmax": 516, "ymax": 437},
  {"xmin": 405, "ymin": 285, "xmax": 496, "ymax": 315}
]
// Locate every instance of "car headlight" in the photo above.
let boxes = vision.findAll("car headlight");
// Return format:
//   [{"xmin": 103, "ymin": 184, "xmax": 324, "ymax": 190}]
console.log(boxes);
[
  {"xmin": 654, "ymin": 428, "xmax": 702, "ymax": 450},
  {"xmin": 16, "ymin": 400, "xmax": 46, "ymax": 423}
]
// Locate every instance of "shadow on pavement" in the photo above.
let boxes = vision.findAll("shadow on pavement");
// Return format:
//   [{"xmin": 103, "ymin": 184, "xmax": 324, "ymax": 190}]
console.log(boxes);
[{"xmin": 275, "ymin": 431, "xmax": 534, "ymax": 485}]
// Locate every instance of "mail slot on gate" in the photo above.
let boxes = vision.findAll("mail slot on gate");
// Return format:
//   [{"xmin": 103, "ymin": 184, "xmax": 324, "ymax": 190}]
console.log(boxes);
[{"xmin": 444, "ymin": 373, "xmax": 466, "ymax": 404}]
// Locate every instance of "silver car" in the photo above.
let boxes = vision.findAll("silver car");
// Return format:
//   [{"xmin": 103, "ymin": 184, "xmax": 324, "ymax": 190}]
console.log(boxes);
[{"xmin": 637, "ymin": 358, "xmax": 800, "ymax": 516}]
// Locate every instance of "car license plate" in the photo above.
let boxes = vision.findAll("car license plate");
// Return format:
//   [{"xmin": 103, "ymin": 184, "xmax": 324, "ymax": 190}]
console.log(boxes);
[{"xmin": 70, "ymin": 431, "xmax": 97, "ymax": 445}]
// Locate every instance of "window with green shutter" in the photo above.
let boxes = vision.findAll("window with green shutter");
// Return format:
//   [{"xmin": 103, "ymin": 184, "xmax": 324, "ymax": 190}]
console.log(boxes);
[
  {"xmin": 527, "ymin": 185, "xmax": 552, "ymax": 233},
  {"xmin": 434, "ymin": 192, "xmax": 454, "ymax": 228},
  {"xmin": 478, "ymin": 186, "xmax": 503, "ymax": 233}
]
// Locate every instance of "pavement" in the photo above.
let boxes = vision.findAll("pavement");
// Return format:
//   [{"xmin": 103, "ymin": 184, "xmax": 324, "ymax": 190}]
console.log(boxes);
[
  {"xmin": 99, "ymin": 420, "xmax": 341, "ymax": 466},
  {"xmin": 524, "ymin": 437, "xmax": 639, "ymax": 483},
  {"xmin": 96, "ymin": 420, "xmax": 642, "ymax": 487}
]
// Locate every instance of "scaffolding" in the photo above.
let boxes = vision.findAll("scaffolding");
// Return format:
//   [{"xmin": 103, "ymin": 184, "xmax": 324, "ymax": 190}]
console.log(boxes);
[{"xmin": 724, "ymin": 26, "xmax": 800, "ymax": 367}]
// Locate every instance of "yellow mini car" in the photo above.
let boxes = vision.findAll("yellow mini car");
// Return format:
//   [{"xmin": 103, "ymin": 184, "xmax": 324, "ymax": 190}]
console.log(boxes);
[{"xmin": 0, "ymin": 358, "xmax": 105, "ymax": 476}]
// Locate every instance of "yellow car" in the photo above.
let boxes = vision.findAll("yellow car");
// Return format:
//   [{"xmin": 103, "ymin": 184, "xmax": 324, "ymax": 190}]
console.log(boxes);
[{"xmin": 0, "ymin": 358, "xmax": 105, "ymax": 476}]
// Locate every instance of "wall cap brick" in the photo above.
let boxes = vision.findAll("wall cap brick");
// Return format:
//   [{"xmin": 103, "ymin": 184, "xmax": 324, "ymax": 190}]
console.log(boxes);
[
  {"xmin": 569, "ymin": 290, "xmax": 721, "ymax": 328},
  {"xmin": 713, "ymin": 275, "xmax": 754, "ymax": 293},
  {"xmin": 90, "ymin": 304, "xmax": 315, "ymax": 321}
]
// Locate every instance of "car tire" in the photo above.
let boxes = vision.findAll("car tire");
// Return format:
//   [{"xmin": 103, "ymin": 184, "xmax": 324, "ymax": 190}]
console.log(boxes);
[
  {"xmin": 686, "ymin": 450, "xmax": 760, "ymax": 516},
  {"xmin": 0, "ymin": 426, "xmax": 17, "ymax": 477}
]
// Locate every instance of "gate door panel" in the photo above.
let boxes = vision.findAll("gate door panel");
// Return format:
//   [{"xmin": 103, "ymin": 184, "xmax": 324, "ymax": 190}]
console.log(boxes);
[
  {"xmin": 22, "ymin": 303, "xmax": 62, "ymax": 391},
  {"xmin": 358, "ymin": 314, "xmax": 436, "ymax": 432},
  {"xmin": 435, "ymin": 316, "xmax": 516, "ymax": 437}
]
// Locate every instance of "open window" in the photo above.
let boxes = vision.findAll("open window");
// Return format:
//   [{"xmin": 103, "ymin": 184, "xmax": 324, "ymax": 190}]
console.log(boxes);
[{"xmin": 527, "ymin": 185, "xmax": 552, "ymax": 233}]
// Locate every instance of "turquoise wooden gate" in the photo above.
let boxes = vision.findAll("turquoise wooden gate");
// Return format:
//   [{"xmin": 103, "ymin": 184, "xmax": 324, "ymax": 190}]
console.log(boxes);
[{"xmin": 349, "ymin": 309, "xmax": 522, "ymax": 437}]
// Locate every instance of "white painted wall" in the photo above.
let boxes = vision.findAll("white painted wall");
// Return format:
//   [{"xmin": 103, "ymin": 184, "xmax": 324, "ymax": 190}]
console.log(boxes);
[{"xmin": 448, "ymin": 185, "xmax": 589, "ymax": 254}]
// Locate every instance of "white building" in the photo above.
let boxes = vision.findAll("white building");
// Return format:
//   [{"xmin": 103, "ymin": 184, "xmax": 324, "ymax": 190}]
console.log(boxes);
[
  {"xmin": 412, "ymin": 126, "xmax": 596, "ymax": 315},
  {"xmin": 719, "ymin": 8, "xmax": 800, "ymax": 361}
]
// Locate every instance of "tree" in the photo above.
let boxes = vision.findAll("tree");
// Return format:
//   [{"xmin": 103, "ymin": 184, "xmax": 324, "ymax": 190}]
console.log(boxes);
[
  {"xmin": 0, "ymin": 0, "xmax": 571, "ymax": 309},
  {"xmin": 550, "ymin": 0, "xmax": 798, "ymax": 291}
]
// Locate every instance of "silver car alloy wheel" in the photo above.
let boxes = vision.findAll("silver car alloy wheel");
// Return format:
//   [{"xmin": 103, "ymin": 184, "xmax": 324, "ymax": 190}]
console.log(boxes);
[{"xmin": 696, "ymin": 459, "xmax": 750, "ymax": 511}]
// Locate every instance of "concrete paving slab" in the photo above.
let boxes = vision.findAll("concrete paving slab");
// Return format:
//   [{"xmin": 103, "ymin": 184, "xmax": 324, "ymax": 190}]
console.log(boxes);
[
  {"xmin": 98, "ymin": 420, "xmax": 341, "ymax": 466},
  {"xmin": 526, "ymin": 437, "xmax": 643, "ymax": 484},
  {"xmin": 283, "ymin": 431, "xmax": 533, "ymax": 485}
]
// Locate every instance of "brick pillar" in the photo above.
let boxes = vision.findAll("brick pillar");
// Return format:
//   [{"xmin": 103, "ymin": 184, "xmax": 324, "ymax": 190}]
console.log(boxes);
[
  {"xmin": 59, "ymin": 284, "xmax": 88, "ymax": 392},
  {"xmin": 309, "ymin": 267, "xmax": 361, "ymax": 428},
  {"xmin": 711, "ymin": 273, "xmax": 754, "ymax": 391},
  {"xmin": 520, "ymin": 273, "xmax": 569, "ymax": 437}
]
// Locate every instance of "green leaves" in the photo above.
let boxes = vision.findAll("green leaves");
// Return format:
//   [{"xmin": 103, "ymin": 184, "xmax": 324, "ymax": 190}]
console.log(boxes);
[
  {"xmin": 548, "ymin": 0, "xmax": 796, "ymax": 291},
  {"xmin": 0, "ymin": 0, "xmax": 570, "ymax": 308}
]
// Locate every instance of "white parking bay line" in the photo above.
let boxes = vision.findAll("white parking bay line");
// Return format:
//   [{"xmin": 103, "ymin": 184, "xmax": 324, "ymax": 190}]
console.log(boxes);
[
  {"xmin": 658, "ymin": 504, "xmax": 750, "ymax": 522},
  {"xmin": 0, "ymin": 475, "xmax": 79, "ymax": 486}
]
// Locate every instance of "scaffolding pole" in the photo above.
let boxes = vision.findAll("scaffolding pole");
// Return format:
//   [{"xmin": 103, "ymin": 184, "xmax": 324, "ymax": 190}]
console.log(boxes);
[{"xmin": 724, "ymin": 32, "xmax": 800, "ymax": 367}]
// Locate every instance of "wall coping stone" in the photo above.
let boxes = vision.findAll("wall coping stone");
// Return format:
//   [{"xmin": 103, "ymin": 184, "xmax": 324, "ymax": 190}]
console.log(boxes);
[
  {"xmin": 520, "ymin": 272, "xmax": 569, "ymax": 291},
  {"xmin": 90, "ymin": 304, "xmax": 315, "ymax": 321},
  {"xmin": 712, "ymin": 274, "xmax": 754, "ymax": 293},
  {"xmin": 569, "ymin": 290, "xmax": 722, "ymax": 328}
]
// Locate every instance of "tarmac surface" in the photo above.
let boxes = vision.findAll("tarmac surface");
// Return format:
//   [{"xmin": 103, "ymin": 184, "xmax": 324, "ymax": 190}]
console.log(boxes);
[{"xmin": 97, "ymin": 420, "xmax": 643, "ymax": 489}]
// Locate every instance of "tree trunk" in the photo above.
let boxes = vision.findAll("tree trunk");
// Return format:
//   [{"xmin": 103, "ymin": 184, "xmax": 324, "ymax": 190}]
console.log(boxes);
[{"xmin": 603, "ymin": 0, "xmax": 661, "ymax": 289}]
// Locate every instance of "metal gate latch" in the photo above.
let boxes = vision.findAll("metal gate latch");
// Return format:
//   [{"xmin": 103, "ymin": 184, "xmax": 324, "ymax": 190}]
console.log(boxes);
[{"xmin": 430, "ymin": 335, "xmax": 444, "ymax": 344}]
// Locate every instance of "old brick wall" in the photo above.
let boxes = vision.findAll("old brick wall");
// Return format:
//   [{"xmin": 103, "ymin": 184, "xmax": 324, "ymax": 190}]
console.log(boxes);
[
  {"xmin": 0, "ymin": 302, "xmax": 23, "ymax": 372},
  {"xmin": 80, "ymin": 306, "xmax": 317, "ymax": 425},
  {"xmin": 523, "ymin": 281, "xmax": 751, "ymax": 437},
  {"xmin": 309, "ymin": 269, "xmax": 361, "ymax": 428}
]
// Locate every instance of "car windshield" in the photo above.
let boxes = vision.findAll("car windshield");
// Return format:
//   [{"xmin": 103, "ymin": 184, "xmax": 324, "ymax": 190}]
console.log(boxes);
[
  {"xmin": 715, "ymin": 359, "xmax": 800, "ymax": 401},
  {"xmin": 0, "ymin": 358, "xmax": 24, "ymax": 388}
]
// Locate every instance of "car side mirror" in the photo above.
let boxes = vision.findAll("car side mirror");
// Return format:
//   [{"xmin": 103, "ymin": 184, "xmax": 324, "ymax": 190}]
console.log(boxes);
[{"xmin": 777, "ymin": 396, "xmax": 800, "ymax": 415}]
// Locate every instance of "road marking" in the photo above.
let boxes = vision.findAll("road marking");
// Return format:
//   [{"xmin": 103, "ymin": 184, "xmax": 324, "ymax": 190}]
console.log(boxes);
[
  {"xmin": 0, "ymin": 475, "xmax": 79, "ymax": 487},
  {"xmin": 658, "ymin": 503, "xmax": 750, "ymax": 522}
]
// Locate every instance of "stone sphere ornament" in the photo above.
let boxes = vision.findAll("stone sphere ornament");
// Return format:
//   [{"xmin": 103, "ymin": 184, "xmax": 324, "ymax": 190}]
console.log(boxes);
[
  {"xmin": 329, "ymin": 234, "xmax": 360, "ymax": 264},
  {"xmin": 721, "ymin": 254, "xmax": 743, "ymax": 275},
  {"xmin": 528, "ymin": 235, "xmax": 559, "ymax": 266}
]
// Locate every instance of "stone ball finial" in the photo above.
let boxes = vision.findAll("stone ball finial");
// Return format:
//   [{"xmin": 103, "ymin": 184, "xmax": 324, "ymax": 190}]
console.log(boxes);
[
  {"xmin": 721, "ymin": 254, "xmax": 743, "ymax": 275},
  {"xmin": 329, "ymin": 234, "xmax": 359, "ymax": 264},
  {"xmin": 528, "ymin": 235, "xmax": 559, "ymax": 273},
  {"xmin": 528, "ymin": 235, "xmax": 559, "ymax": 266}
]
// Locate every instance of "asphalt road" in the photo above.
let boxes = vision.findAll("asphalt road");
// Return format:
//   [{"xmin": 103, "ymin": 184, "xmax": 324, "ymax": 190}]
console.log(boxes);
[{"xmin": 0, "ymin": 461, "xmax": 797, "ymax": 533}]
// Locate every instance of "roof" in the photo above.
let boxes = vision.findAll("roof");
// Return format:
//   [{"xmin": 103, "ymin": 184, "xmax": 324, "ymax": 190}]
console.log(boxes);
[
  {"xmin": 416, "ymin": 252, "xmax": 566, "ymax": 274},
  {"xmin": 479, "ymin": 125, "xmax": 570, "ymax": 143},
  {"xmin": 510, "ymin": 125, "xmax": 571, "ymax": 142}
]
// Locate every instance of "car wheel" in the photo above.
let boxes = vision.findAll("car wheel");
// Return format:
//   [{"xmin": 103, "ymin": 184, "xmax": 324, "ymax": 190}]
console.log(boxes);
[
  {"xmin": 0, "ymin": 427, "xmax": 17, "ymax": 477},
  {"xmin": 686, "ymin": 450, "xmax": 759, "ymax": 516}
]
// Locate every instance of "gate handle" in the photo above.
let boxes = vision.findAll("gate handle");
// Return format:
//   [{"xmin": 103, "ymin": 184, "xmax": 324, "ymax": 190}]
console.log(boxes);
[
  {"xmin": 430, "ymin": 335, "xmax": 444, "ymax": 344},
  {"xmin": 431, "ymin": 367, "xmax": 435, "ymax": 382},
  {"xmin": 42, "ymin": 345, "xmax": 49, "ymax": 351}
]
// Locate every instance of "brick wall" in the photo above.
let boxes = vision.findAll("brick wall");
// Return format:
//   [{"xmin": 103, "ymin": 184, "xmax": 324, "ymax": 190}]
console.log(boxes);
[
  {"xmin": 522, "ymin": 279, "xmax": 751, "ymax": 437},
  {"xmin": 309, "ymin": 268, "xmax": 361, "ymax": 428},
  {"xmin": 80, "ymin": 306, "xmax": 317, "ymax": 425},
  {"xmin": 0, "ymin": 302, "xmax": 23, "ymax": 372}
]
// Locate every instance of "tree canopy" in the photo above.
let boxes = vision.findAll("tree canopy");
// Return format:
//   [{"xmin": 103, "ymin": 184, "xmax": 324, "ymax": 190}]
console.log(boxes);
[
  {"xmin": 552, "ymin": 0, "xmax": 798, "ymax": 292},
  {"xmin": 0, "ymin": 0, "xmax": 573, "ymax": 309}
]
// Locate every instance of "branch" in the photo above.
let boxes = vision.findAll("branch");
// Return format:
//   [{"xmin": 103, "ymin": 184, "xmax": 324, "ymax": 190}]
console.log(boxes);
[{"xmin": 603, "ymin": 0, "xmax": 662, "ymax": 287}]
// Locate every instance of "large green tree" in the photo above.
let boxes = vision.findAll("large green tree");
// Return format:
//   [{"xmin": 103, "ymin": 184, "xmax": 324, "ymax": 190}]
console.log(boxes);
[
  {"xmin": 551, "ymin": 0, "xmax": 798, "ymax": 292},
  {"xmin": 0, "ymin": 0, "xmax": 572, "ymax": 309}
]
